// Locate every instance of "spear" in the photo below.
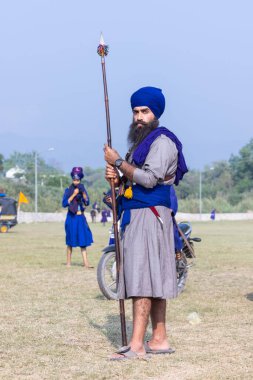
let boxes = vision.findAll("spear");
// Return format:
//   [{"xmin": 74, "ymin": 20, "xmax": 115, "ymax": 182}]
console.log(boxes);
[{"xmin": 97, "ymin": 33, "xmax": 127, "ymax": 347}]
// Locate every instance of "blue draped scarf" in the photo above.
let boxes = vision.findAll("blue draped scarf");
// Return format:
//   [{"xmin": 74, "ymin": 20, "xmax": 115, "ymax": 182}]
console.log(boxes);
[
  {"xmin": 132, "ymin": 127, "xmax": 188, "ymax": 185},
  {"xmin": 119, "ymin": 184, "xmax": 171, "ymax": 230}
]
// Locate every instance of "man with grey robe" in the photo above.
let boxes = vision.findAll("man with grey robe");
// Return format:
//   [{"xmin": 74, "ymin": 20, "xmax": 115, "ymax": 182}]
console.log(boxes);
[{"xmin": 104, "ymin": 86, "xmax": 188, "ymax": 360}]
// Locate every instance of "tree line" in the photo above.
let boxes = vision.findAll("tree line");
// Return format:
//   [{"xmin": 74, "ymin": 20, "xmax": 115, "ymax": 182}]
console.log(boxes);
[
  {"xmin": 0, "ymin": 138, "xmax": 252, "ymax": 213},
  {"xmin": 177, "ymin": 138, "xmax": 253, "ymax": 212}
]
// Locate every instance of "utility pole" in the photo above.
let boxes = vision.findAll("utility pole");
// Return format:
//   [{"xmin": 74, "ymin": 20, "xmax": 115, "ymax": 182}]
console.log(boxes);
[
  {"xmin": 199, "ymin": 171, "xmax": 202, "ymax": 219},
  {"xmin": 35, "ymin": 152, "xmax": 38, "ymax": 213}
]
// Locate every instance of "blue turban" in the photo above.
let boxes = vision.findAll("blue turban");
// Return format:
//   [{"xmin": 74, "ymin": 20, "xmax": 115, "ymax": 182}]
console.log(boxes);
[
  {"xmin": 130, "ymin": 86, "xmax": 165, "ymax": 119},
  {"xmin": 70, "ymin": 167, "xmax": 84, "ymax": 180}
]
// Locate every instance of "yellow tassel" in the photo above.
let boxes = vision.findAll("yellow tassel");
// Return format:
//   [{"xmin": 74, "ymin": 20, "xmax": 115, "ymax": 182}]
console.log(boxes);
[{"xmin": 124, "ymin": 186, "xmax": 133, "ymax": 199}]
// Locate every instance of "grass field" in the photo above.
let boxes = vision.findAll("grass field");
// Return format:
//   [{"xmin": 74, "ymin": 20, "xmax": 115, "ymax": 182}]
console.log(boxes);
[{"xmin": 0, "ymin": 221, "xmax": 252, "ymax": 380}]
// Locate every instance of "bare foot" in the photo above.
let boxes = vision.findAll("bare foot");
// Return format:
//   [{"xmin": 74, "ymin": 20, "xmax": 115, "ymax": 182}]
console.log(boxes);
[
  {"xmin": 109, "ymin": 346, "xmax": 147, "ymax": 360},
  {"xmin": 147, "ymin": 339, "xmax": 169, "ymax": 350}
]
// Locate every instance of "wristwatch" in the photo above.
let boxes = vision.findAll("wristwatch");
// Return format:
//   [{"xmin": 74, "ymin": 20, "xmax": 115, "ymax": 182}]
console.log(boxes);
[{"xmin": 114, "ymin": 158, "xmax": 124, "ymax": 168}]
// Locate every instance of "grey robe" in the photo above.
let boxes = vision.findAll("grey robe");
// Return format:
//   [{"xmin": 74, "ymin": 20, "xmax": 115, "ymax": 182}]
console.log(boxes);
[{"xmin": 118, "ymin": 135, "xmax": 178, "ymax": 299}]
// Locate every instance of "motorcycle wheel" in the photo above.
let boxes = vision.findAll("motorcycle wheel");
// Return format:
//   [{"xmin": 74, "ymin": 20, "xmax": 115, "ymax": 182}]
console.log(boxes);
[
  {"xmin": 97, "ymin": 250, "xmax": 189, "ymax": 300},
  {"xmin": 97, "ymin": 250, "xmax": 118, "ymax": 300}
]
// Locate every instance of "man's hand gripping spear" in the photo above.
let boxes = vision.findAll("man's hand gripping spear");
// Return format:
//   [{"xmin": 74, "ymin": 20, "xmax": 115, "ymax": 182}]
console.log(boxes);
[{"xmin": 97, "ymin": 34, "xmax": 127, "ymax": 347}]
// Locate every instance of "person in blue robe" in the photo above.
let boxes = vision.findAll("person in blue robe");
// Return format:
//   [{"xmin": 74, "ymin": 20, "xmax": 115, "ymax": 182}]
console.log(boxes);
[
  {"xmin": 100, "ymin": 209, "xmax": 108, "ymax": 226},
  {"xmin": 210, "ymin": 208, "xmax": 216, "ymax": 221},
  {"xmin": 62, "ymin": 167, "xmax": 93, "ymax": 268}
]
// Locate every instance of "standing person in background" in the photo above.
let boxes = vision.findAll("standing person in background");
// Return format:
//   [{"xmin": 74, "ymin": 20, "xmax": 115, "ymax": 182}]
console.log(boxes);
[
  {"xmin": 62, "ymin": 167, "xmax": 94, "ymax": 268},
  {"xmin": 101, "ymin": 208, "xmax": 108, "ymax": 226},
  {"xmin": 210, "ymin": 208, "xmax": 216, "ymax": 221},
  {"xmin": 106, "ymin": 208, "xmax": 111, "ymax": 219},
  {"xmin": 92, "ymin": 201, "xmax": 98, "ymax": 210},
  {"xmin": 90, "ymin": 208, "xmax": 96, "ymax": 223}
]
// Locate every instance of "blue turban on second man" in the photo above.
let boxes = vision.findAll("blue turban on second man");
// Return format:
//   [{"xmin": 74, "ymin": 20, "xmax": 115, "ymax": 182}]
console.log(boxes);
[
  {"xmin": 70, "ymin": 167, "xmax": 84, "ymax": 180},
  {"xmin": 130, "ymin": 86, "xmax": 165, "ymax": 119}
]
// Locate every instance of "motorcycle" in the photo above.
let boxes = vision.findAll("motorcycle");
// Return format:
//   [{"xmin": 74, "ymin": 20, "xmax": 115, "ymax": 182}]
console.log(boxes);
[{"xmin": 97, "ymin": 219, "xmax": 201, "ymax": 300}]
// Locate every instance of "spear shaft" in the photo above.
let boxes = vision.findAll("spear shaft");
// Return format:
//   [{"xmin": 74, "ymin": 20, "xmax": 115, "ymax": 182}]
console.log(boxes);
[
  {"xmin": 98, "ymin": 37, "xmax": 127, "ymax": 347},
  {"xmin": 101, "ymin": 59, "xmax": 112, "ymax": 147}
]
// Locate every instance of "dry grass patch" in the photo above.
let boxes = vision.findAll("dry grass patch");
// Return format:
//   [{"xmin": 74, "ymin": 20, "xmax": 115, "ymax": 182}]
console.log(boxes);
[{"xmin": 0, "ymin": 221, "xmax": 252, "ymax": 379}]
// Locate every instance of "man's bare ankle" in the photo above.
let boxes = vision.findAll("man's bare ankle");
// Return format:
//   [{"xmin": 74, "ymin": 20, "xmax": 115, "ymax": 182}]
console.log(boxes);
[
  {"xmin": 149, "ymin": 337, "xmax": 169, "ymax": 348},
  {"xmin": 129, "ymin": 342, "xmax": 146, "ymax": 354}
]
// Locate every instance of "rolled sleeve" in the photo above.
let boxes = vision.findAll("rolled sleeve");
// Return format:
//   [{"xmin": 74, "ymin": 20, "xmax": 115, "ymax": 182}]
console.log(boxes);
[
  {"xmin": 132, "ymin": 135, "xmax": 178, "ymax": 189},
  {"xmin": 133, "ymin": 168, "xmax": 158, "ymax": 188}
]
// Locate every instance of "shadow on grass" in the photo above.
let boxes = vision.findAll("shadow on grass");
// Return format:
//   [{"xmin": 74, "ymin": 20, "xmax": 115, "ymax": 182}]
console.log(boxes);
[
  {"xmin": 85, "ymin": 305, "xmax": 153, "ymax": 348},
  {"xmin": 60, "ymin": 262, "xmax": 94, "ymax": 267},
  {"xmin": 95, "ymin": 294, "xmax": 106, "ymax": 300},
  {"xmin": 86, "ymin": 313, "xmax": 132, "ymax": 347},
  {"xmin": 245, "ymin": 292, "xmax": 253, "ymax": 301}
]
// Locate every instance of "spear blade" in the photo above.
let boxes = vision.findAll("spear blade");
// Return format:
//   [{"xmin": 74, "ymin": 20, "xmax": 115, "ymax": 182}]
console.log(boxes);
[
  {"xmin": 97, "ymin": 33, "xmax": 109, "ymax": 58},
  {"xmin": 99, "ymin": 32, "xmax": 105, "ymax": 45}
]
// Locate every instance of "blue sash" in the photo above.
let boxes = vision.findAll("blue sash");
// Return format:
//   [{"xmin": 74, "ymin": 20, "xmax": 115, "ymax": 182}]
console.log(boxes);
[
  {"xmin": 132, "ymin": 127, "xmax": 188, "ymax": 185},
  {"xmin": 118, "ymin": 184, "xmax": 171, "ymax": 230}
]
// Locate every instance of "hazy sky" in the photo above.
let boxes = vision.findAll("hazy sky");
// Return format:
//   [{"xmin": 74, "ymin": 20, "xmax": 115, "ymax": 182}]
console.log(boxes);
[{"xmin": 0, "ymin": 0, "xmax": 252, "ymax": 172}]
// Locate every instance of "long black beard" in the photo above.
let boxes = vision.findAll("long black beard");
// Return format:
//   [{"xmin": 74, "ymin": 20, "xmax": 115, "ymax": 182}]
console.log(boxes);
[{"xmin": 127, "ymin": 119, "xmax": 159, "ymax": 152}]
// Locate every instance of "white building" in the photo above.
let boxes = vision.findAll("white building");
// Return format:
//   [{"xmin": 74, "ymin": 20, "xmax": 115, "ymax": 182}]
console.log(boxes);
[{"xmin": 5, "ymin": 167, "xmax": 25, "ymax": 180}]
